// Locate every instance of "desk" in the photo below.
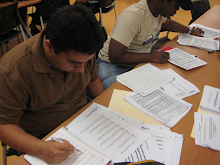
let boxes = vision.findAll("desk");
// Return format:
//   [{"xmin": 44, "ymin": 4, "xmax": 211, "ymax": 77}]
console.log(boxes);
[
  {"xmin": 0, "ymin": 0, "xmax": 41, "ymax": 38},
  {"xmin": 9, "ymin": 5, "xmax": 220, "ymax": 165}
]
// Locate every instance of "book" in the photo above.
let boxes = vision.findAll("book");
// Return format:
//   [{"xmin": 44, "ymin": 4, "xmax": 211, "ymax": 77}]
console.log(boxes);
[
  {"xmin": 200, "ymin": 85, "xmax": 220, "ymax": 114},
  {"xmin": 24, "ymin": 127, "xmax": 112, "ymax": 165}
]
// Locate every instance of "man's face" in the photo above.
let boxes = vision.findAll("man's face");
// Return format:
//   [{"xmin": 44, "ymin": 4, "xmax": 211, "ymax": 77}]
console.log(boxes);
[
  {"xmin": 161, "ymin": 0, "xmax": 180, "ymax": 17},
  {"xmin": 49, "ymin": 49, "xmax": 94, "ymax": 73}
]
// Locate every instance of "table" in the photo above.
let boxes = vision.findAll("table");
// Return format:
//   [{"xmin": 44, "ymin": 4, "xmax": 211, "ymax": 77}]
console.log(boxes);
[
  {"xmin": 0, "ymin": 0, "xmax": 41, "ymax": 38},
  {"xmin": 9, "ymin": 5, "xmax": 220, "ymax": 165}
]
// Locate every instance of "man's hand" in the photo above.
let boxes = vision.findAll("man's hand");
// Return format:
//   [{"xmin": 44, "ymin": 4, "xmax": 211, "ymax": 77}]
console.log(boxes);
[
  {"xmin": 150, "ymin": 51, "xmax": 170, "ymax": 63},
  {"xmin": 190, "ymin": 27, "xmax": 204, "ymax": 36},
  {"xmin": 38, "ymin": 139, "xmax": 74, "ymax": 164}
]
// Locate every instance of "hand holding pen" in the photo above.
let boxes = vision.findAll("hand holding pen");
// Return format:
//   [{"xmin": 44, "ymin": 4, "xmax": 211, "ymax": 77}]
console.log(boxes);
[{"xmin": 51, "ymin": 137, "xmax": 83, "ymax": 154}]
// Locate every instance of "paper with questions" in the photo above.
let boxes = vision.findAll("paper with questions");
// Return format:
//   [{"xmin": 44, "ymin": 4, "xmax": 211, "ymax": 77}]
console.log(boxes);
[
  {"xmin": 166, "ymin": 48, "xmax": 207, "ymax": 70},
  {"xmin": 200, "ymin": 85, "xmax": 220, "ymax": 114},
  {"xmin": 177, "ymin": 33, "xmax": 220, "ymax": 51},
  {"xmin": 24, "ymin": 127, "xmax": 111, "ymax": 165},
  {"xmin": 125, "ymin": 89, "xmax": 192, "ymax": 127},
  {"xmin": 194, "ymin": 112, "xmax": 220, "ymax": 151},
  {"xmin": 189, "ymin": 24, "xmax": 220, "ymax": 39},
  {"xmin": 161, "ymin": 69, "xmax": 200, "ymax": 99},
  {"xmin": 66, "ymin": 103, "xmax": 148, "ymax": 163},
  {"xmin": 116, "ymin": 63, "xmax": 174, "ymax": 96}
]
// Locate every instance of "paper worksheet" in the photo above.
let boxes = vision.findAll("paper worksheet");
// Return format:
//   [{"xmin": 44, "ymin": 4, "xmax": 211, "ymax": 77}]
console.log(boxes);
[
  {"xmin": 177, "ymin": 33, "xmax": 220, "ymax": 51},
  {"xmin": 116, "ymin": 63, "xmax": 175, "ymax": 96},
  {"xmin": 162, "ymin": 69, "xmax": 200, "ymax": 99},
  {"xmin": 166, "ymin": 48, "xmax": 207, "ymax": 70},
  {"xmin": 24, "ymin": 127, "xmax": 112, "ymax": 165},
  {"xmin": 66, "ymin": 103, "xmax": 148, "ymax": 163},
  {"xmin": 125, "ymin": 89, "xmax": 192, "ymax": 127},
  {"xmin": 189, "ymin": 24, "xmax": 220, "ymax": 39},
  {"xmin": 194, "ymin": 112, "xmax": 220, "ymax": 151}
]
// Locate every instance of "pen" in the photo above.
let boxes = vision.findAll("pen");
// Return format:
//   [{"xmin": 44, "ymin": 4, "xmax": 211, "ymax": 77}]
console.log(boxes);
[{"xmin": 51, "ymin": 137, "xmax": 84, "ymax": 154}]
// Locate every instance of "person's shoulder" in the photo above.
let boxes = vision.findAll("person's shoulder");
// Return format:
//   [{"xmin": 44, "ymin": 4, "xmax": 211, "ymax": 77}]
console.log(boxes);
[{"xmin": 0, "ymin": 38, "xmax": 35, "ymax": 74}]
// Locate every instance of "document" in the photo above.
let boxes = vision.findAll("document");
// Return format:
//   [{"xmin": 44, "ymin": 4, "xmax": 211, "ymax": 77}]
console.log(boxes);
[
  {"xmin": 116, "ymin": 63, "xmax": 174, "ymax": 96},
  {"xmin": 200, "ymin": 85, "xmax": 220, "ymax": 114},
  {"xmin": 189, "ymin": 24, "xmax": 220, "ymax": 39},
  {"xmin": 194, "ymin": 112, "xmax": 220, "ymax": 151},
  {"xmin": 24, "ymin": 127, "xmax": 112, "ymax": 165},
  {"xmin": 66, "ymin": 103, "xmax": 148, "ymax": 163},
  {"xmin": 162, "ymin": 69, "xmax": 200, "ymax": 99},
  {"xmin": 166, "ymin": 48, "xmax": 207, "ymax": 70},
  {"xmin": 125, "ymin": 89, "xmax": 192, "ymax": 127},
  {"xmin": 177, "ymin": 33, "xmax": 220, "ymax": 51}
]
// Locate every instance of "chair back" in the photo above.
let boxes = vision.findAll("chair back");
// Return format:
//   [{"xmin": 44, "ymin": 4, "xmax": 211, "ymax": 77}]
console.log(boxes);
[
  {"xmin": 99, "ymin": 0, "xmax": 114, "ymax": 7},
  {"xmin": 0, "ymin": 2, "xmax": 20, "ymax": 35},
  {"xmin": 38, "ymin": 0, "xmax": 70, "ymax": 17},
  {"xmin": 189, "ymin": 0, "xmax": 210, "ymax": 24}
]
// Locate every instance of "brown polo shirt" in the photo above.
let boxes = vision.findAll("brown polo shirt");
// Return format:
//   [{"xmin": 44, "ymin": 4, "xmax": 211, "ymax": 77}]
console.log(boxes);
[{"xmin": 0, "ymin": 31, "xmax": 98, "ymax": 136}]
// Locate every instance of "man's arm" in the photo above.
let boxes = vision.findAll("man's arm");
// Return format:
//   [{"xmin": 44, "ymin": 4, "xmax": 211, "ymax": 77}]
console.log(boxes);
[
  {"xmin": 0, "ymin": 124, "xmax": 74, "ymax": 164},
  {"xmin": 87, "ymin": 77, "xmax": 104, "ymax": 99},
  {"xmin": 161, "ymin": 19, "xmax": 203, "ymax": 36},
  {"xmin": 108, "ymin": 38, "xmax": 169, "ymax": 65}
]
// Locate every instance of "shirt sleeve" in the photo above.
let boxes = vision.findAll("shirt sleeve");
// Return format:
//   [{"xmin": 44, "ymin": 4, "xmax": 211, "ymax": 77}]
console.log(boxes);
[
  {"xmin": 0, "ymin": 70, "xmax": 26, "ymax": 125},
  {"xmin": 111, "ymin": 10, "xmax": 141, "ymax": 47}
]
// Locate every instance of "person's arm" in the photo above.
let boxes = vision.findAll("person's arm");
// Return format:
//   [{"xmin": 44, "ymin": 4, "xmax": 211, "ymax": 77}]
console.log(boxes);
[
  {"xmin": 108, "ymin": 38, "xmax": 170, "ymax": 65},
  {"xmin": 161, "ymin": 19, "xmax": 204, "ymax": 36},
  {"xmin": 0, "ymin": 124, "xmax": 74, "ymax": 164},
  {"xmin": 87, "ymin": 77, "xmax": 104, "ymax": 99}
]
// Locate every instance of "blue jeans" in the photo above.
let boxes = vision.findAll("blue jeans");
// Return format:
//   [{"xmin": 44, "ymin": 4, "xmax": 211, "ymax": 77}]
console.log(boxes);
[{"xmin": 97, "ymin": 58, "xmax": 133, "ymax": 89}]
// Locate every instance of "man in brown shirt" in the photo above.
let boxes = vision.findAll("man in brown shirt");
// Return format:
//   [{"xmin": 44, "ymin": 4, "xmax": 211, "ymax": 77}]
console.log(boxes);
[{"xmin": 0, "ymin": 4, "xmax": 105, "ymax": 164}]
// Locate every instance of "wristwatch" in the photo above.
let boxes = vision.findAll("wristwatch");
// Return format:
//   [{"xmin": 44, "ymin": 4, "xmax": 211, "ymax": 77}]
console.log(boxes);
[{"xmin": 188, "ymin": 27, "xmax": 193, "ymax": 34}]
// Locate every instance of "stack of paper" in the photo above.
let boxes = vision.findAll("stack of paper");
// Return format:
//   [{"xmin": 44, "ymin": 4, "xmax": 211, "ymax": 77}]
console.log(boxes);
[
  {"xmin": 125, "ymin": 89, "xmax": 192, "ymax": 127},
  {"xmin": 194, "ymin": 112, "xmax": 220, "ymax": 151},
  {"xmin": 116, "ymin": 63, "xmax": 174, "ymax": 96},
  {"xmin": 200, "ymin": 85, "xmax": 220, "ymax": 114},
  {"xmin": 189, "ymin": 24, "xmax": 220, "ymax": 39},
  {"xmin": 125, "ymin": 124, "xmax": 183, "ymax": 165},
  {"xmin": 166, "ymin": 48, "xmax": 207, "ymax": 70},
  {"xmin": 177, "ymin": 33, "xmax": 220, "ymax": 51}
]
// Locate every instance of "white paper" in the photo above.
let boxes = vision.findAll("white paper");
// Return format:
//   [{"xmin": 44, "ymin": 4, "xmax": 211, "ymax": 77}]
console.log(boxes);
[
  {"xmin": 162, "ymin": 69, "xmax": 200, "ymax": 99},
  {"xmin": 166, "ymin": 48, "xmax": 207, "ymax": 70},
  {"xmin": 24, "ymin": 127, "xmax": 111, "ymax": 165},
  {"xmin": 200, "ymin": 85, "xmax": 220, "ymax": 114},
  {"xmin": 194, "ymin": 112, "xmax": 220, "ymax": 151},
  {"xmin": 66, "ymin": 103, "xmax": 148, "ymax": 163},
  {"xmin": 116, "ymin": 63, "xmax": 174, "ymax": 96},
  {"xmin": 189, "ymin": 24, "xmax": 220, "ymax": 39},
  {"xmin": 125, "ymin": 89, "xmax": 192, "ymax": 127},
  {"xmin": 177, "ymin": 33, "xmax": 220, "ymax": 51}
]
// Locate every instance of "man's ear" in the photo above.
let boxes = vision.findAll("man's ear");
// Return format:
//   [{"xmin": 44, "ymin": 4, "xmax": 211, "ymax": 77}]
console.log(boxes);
[{"xmin": 44, "ymin": 39, "xmax": 53, "ymax": 57}]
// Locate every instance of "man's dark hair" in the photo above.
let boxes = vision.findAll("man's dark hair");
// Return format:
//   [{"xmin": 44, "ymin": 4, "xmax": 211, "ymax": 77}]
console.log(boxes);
[{"xmin": 45, "ymin": 4, "xmax": 105, "ymax": 55}]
